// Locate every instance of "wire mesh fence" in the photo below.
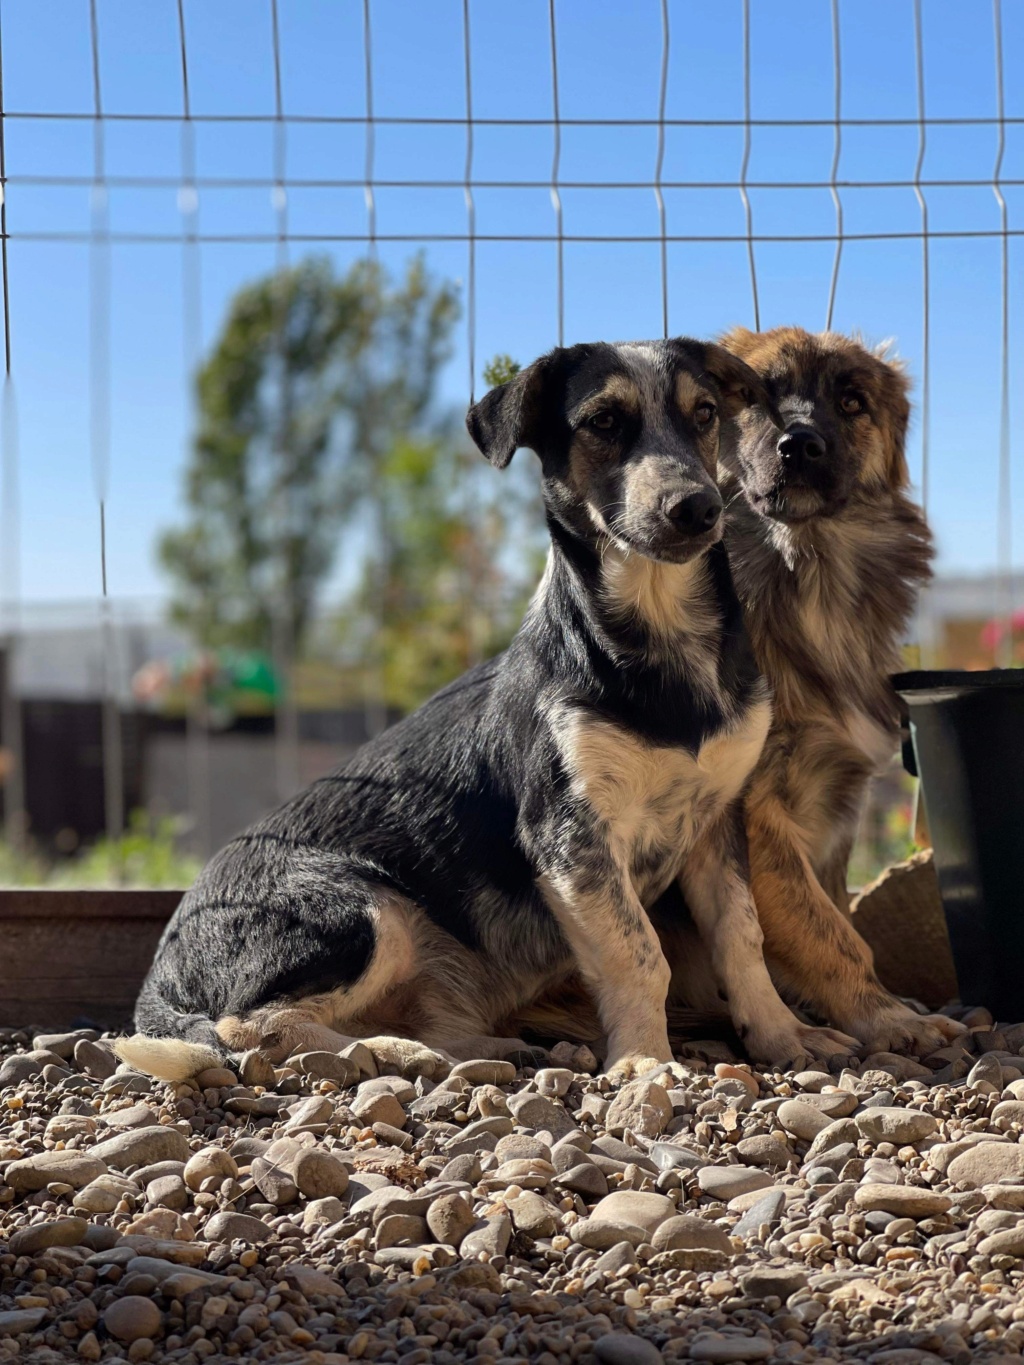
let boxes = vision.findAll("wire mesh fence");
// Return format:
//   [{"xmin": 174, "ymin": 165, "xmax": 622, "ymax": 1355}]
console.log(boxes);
[{"xmin": 0, "ymin": 0, "xmax": 1020, "ymax": 883}]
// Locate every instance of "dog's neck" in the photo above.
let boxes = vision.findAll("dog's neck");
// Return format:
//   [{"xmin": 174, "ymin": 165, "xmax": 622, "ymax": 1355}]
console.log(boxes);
[
  {"xmin": 540, "ymin": 516, "xmax": 720, "ymax": 655},
  {"xmin": 723, "ymin": 475, "xmax": 933, "ymax": 722}
]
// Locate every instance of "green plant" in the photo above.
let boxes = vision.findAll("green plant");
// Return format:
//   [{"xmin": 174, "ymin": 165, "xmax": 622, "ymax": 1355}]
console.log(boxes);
[{"xmin": 0, "ymin": 813, "xmax": 200, "ymax": 889}]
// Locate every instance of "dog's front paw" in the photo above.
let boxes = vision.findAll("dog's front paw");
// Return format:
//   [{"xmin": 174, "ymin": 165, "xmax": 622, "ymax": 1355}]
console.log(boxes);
[
  {"xmin": 745, "ymin": 1022, "xmax": 859, "ymax": 1072},
  {"xmin": 848, "ymin": 1005, "xmax": 966, "ymax": 1058},
  {"xmin": 604, "ymin": 1052, "xmax": 672, "ymax": 1082}
]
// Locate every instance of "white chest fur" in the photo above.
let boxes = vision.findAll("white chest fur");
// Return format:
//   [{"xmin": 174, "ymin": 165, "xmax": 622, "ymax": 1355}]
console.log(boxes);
[{"xmin": 555, "ymin": 699, "xmax": 772, "ymax": 898}]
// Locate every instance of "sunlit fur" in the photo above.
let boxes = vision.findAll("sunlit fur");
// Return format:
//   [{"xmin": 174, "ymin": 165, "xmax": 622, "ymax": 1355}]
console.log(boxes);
[
  {"xmin": 118, "ymin": 337, "xmax": 846, "ymax": 1083},
  {"xmin": 716, "ymin": 326, "xmax": 965, "ymax": 1055}
]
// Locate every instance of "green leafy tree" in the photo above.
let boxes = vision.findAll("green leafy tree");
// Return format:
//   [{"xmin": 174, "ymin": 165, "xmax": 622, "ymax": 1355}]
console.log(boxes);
[
  {"xmin": 160, "ymin": 256, "xmax": 459, "ymax": 657},
  {"xmin": 336, "ymin": 428, "xmax": 543, "ymax": 710}
]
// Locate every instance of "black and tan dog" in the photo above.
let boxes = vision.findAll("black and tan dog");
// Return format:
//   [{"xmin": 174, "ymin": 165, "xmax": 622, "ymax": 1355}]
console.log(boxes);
[
  {"xmin": 716, "ymin": 325, "xmax": 965, "ymax": 1054},
  {"xmin": 117, "ymin": 337, "xmax": 855, "ymax": 1084},
  {"xmin": 516, "ymin": 327, "xmax": 965, "ymax": 1058}
]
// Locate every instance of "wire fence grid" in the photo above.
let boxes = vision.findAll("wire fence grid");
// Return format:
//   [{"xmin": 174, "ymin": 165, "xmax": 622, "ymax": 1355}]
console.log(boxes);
[{"xmin": 0, "ymin": 0, "xmax": 1018, "ymax": 869}]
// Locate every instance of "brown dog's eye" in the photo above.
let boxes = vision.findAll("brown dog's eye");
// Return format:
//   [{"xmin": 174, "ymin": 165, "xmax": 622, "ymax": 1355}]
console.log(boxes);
[
  {"xmin": 694, "ymin": 401, "xmax": 717, "ymax": 427},
  {"xmin": 839, "ymin": 391, "xmax": 864, "ymax": 415},
  {"xmin": 589, "ymin": 411, "xmax": 617, "ymax": 431}
]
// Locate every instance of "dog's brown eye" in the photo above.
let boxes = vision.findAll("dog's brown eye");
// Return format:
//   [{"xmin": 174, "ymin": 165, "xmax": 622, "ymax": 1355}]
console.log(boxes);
[
  {"xmin": 589, "ymin": 411, "xmax": 617, "ymax": 431},
  {"xmin": 839, "ymin": 391, "xmax": 863, "ymax": 415},
  {"xmin": 694, "ymin": 402, "xmax": 717, "ymax": 427}
]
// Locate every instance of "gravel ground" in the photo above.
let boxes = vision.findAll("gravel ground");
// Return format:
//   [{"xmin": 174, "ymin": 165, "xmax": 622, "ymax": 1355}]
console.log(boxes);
[{"xmin": 4, "ymin": 1008, "xmax": 1024, "ymax": 1364}]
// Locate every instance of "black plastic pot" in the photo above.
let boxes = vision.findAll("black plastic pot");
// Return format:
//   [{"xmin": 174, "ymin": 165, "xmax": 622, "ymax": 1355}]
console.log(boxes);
[{"xmin": 894, "ymin": 669, "xmax": 1024, "ymax": 1019}]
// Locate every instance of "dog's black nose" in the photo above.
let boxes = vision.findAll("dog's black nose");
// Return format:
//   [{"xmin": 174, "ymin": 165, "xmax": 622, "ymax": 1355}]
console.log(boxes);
[
  {"xmin": 664, "ymin": 489, "xmax": 722, "ymax": 534},
  {"xmin": 778, "ymin": 425, "xmax": 827, "ymax": 467}
]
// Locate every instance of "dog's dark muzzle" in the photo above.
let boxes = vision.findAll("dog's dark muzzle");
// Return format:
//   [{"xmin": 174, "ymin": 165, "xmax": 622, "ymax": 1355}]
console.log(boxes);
[
  {"xmin": 663, "ymin": 487, "xmax": 722, "ymax": 536},
  {"xmin": 777, "ymin": 423, "xmax": 828, "ymax": 477}
]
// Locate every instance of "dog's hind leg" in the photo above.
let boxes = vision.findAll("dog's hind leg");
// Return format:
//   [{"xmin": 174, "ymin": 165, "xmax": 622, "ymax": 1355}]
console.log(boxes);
[
  {"xmin": 746, "ymin": 802, "xmax": 965, "ymax": 1056},
  {"xmin": 210, "ymin": 891, "xmax": 422, "ymax": 1063},
  {"xmin": 680, "ymin": 803, "xmax": 861, "ymax": 1069}
]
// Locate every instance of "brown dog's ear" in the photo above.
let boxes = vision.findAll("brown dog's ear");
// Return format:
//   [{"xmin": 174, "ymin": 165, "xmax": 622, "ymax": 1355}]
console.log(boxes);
[
  {"xmin": 698, "ymin": 342, "xmax": 781, "ymax": 426},
  {"xmin": 871, "ymin": 342, "xmax": 912, "ymax": 491},
  {"xmin": 466, "ymin": 355, "xmax": 553, "ymax": 469}
]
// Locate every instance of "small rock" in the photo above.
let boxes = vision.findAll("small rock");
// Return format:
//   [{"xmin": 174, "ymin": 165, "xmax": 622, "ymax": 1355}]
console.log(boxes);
[
  {"xmin": 650, "ymin": 1141, "xmax": 704, "ymax": 1172},
  {"xmin": 439, "ymin": 1152, "xmax": 481, "ymax": 1184},
  {"xmin": 427, "ymin": 1192, "xmax": 476, "ymax": 1247},
  {"xmin": 183, "ymin": 1147, "xmax": 238, "ymax": 1191},
  {"xmin": 303, "ymin": 1196, "xmax": 347, "ymax": 1230},
  {"xmin": 590, "ymin": 1189, "xmax": 674, "ymax": 1235},
  {"xmin": 793, "ymin": 1069, "xmax": 830, "ymax": 1091},
  {"xmin": 352, "ymin": 1087, "xmax": 406, "ymax": 1129},
  {"xmin": 289, "ymin": 1051, "xmax": 359, "ymax": 1084},
  {"xmin": 967, "ymin": 1054, "xmax": 1004, "ymax": 1091},
  {"xmin": 588, "ymin": 1241, "xmax": 639, "ymax": 1282},
  {"xmin": 449, "ymin": 1058, "xmax": 516, "ymax": 1085},
  {"xmin": 992, "ymin": 1100, "xmax": 1024, "ymax": 1126},
  {"xmin": 195, "ymin": 1066, "xmax": 238, "ymax": 1088},
  {"xmin": 505, "ymin": 1091, "xmax": 577, "ymax": 1139},
  {"xmin": 507, "ymin": 1189, "xmax": 561, "ymax": 1238},
  {"xmin": 4, "ymin": 1150, "xmax": 107, "ymax": 1193},
  {"xmin": 282, "ymin": 1094, "xmax": 334, "ymax": 1130},
  {"xmin": 978, "ymin": 1225, "xmax": 1024, "ymax": 1257},
  {"xmin": 736, "ymin": 1133, "xmax": 792, "ymax": 1169},
  {"xmin": 147, "ymin": 1173, "xmax": 189, "ymax": 1210},
  {"xmin": 853, "ymin": 1183, "xmax": 952, "ymax": 1218},
  {"xmin": 460, "ymin": 1214, "xmax": 511, "ymax": 1258},
  {"xmin": 593, "ymin": 1333, "xmax": 663, "ymax": 1365},
  {"xmin": 740, "ymin": 1265, "xmax": 808, "ymax": 1301},
  {"xmin": 238, "ymin": 1050, "xmax": 277, "ymax": 1086},
  {"xmin": 604, "ymin": 1079, "xmax": 674, "ymax": 1138},
  {"xmin": 690, "ymin": 1335, "xmax": 774, "ymax": 1362},
  {"xmin": 0, "ymin": 1309, "xmax": 47, "ymax": 1337},
  {"xmin": 947, "ymin": 1142, "xmax": 1024, "ymax": 1187},
  {"xmin": 495, "ymin": 1133, "xmax": 551, "ymax": 1163},
  {"xmin": 100, "ymin": 1101, "xmax": 160, "ymax": 1131},
  {"xmin": 556, "ymin": 1162, "xmax": 608, "ymax": 1198},
  {"xmin": 652, "ymin": 1214, "xmax": 734, "ymax": 1254},
  {"xmin": 807, "ymin": 1118, "xmax": 861, "ymax": 1157},
  {"xmin": 202, "ymin": 1211, "xmax": 274, "ymax": 1244},
  {"xmin": 777, "ymin": 1098, "xmax": 832, "ymax": 1141},
  {"xmin": 8, "ymin": 1216, "xmax": 88, "ymax": 1255},
  {"xmin": 91, "ymin": 1125, "xmax": 190, "ymax": 1169},
  {"xmin": 854, "ymin": 1107, "xmax": 938, "ymax": 1145},
  {"xmin": 697, "ymin": 1165, "xmax": 772, "ymax": 1201},
  {"xmin": 535, "ymin": 1066, "xmax": 573, "ymax": 1096},
  {"xmin": 732, "ymin": 1189, "xmax": 787, "ymax": 1238},
  {"xmin": 251, "ymin": 1156, "xmax": 299, "ymax": 1206},
  {"xmin": 571, "ymin": 1217, "xmax": 648, "ymax": 1250},
  {"xmin": 292, "ymin": 1149, "xmax": 349, "ymax": 1199},
  {"xmin": 103, "ymin": 1296, "xmax": 163, "ymax": 1343},
  {"xmin": 375, "ymin": 1213, "xmax": 430, "ymax": 1248},
  {"xmin": 74, "ymin": 1038, "xmax": 117, "ymax": 1079}
]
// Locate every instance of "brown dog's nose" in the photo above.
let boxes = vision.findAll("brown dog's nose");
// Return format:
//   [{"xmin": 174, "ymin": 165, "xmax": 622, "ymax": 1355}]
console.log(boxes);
[
  {"xmin": 664, "ymin": 488, "xmax": 722, "ymax": 534},
  {"xmin": 778, "ymin": 426, "xmax": 827, "ymax": 468}
]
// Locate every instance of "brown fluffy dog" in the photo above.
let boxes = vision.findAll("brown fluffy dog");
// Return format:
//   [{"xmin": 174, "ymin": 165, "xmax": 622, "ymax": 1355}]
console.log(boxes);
[
  {"xmin": 716, "ymin": 326, "xmax": 963, "ymax": 1054},
  {"xmin": 512, "ymin": 327, "xmax": 964, "ymax": 1059}
]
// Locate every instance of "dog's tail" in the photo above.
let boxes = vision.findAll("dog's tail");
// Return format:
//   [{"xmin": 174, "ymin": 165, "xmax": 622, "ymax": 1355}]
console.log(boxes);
[
  {"xmin": 113, "ymin": 1035, "xmax": 226, "ymax": 1082},
  {"xmin": 114, "ymin": 996, "xmax": 231, "ymax": 1082}
]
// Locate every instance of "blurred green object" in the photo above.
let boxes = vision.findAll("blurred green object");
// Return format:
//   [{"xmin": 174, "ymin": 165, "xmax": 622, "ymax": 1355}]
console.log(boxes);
[
  {"xmin": 0, "ymin": 812, "xmax": 200, "ymax": 889},
  {"xmin": 132, "ymin": 648, "xmax": 279, "ymax": 725}
]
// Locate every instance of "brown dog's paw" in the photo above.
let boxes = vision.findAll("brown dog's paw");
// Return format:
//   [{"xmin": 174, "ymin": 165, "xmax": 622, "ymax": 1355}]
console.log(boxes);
[
  {"xmin": 851, "ymin": 1006, "xmax": 966, "ymax": 1058},
  {"xmin": 746, "ymin": 1022, "xmax": 860, "ymax": 1072},
  {"xmin": 603, "ymin": 1052, "xmax": 672, "ymax": 1082}
]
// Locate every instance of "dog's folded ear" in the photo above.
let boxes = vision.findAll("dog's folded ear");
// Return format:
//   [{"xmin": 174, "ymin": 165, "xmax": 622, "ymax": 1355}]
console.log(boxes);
[
  {"xmin": 695, "ymin": 342, "xmax": 782, "ymax": 428},
  {"xmin": 466, "ymin": 356, "xmax": 553, "ymax": 469}
]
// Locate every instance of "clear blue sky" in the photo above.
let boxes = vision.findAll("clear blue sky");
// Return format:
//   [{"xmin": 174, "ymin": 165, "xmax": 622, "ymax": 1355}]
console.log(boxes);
[{"xmin": 2, "ymin": 0, "xmax": 1022, "ymax": 612}]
